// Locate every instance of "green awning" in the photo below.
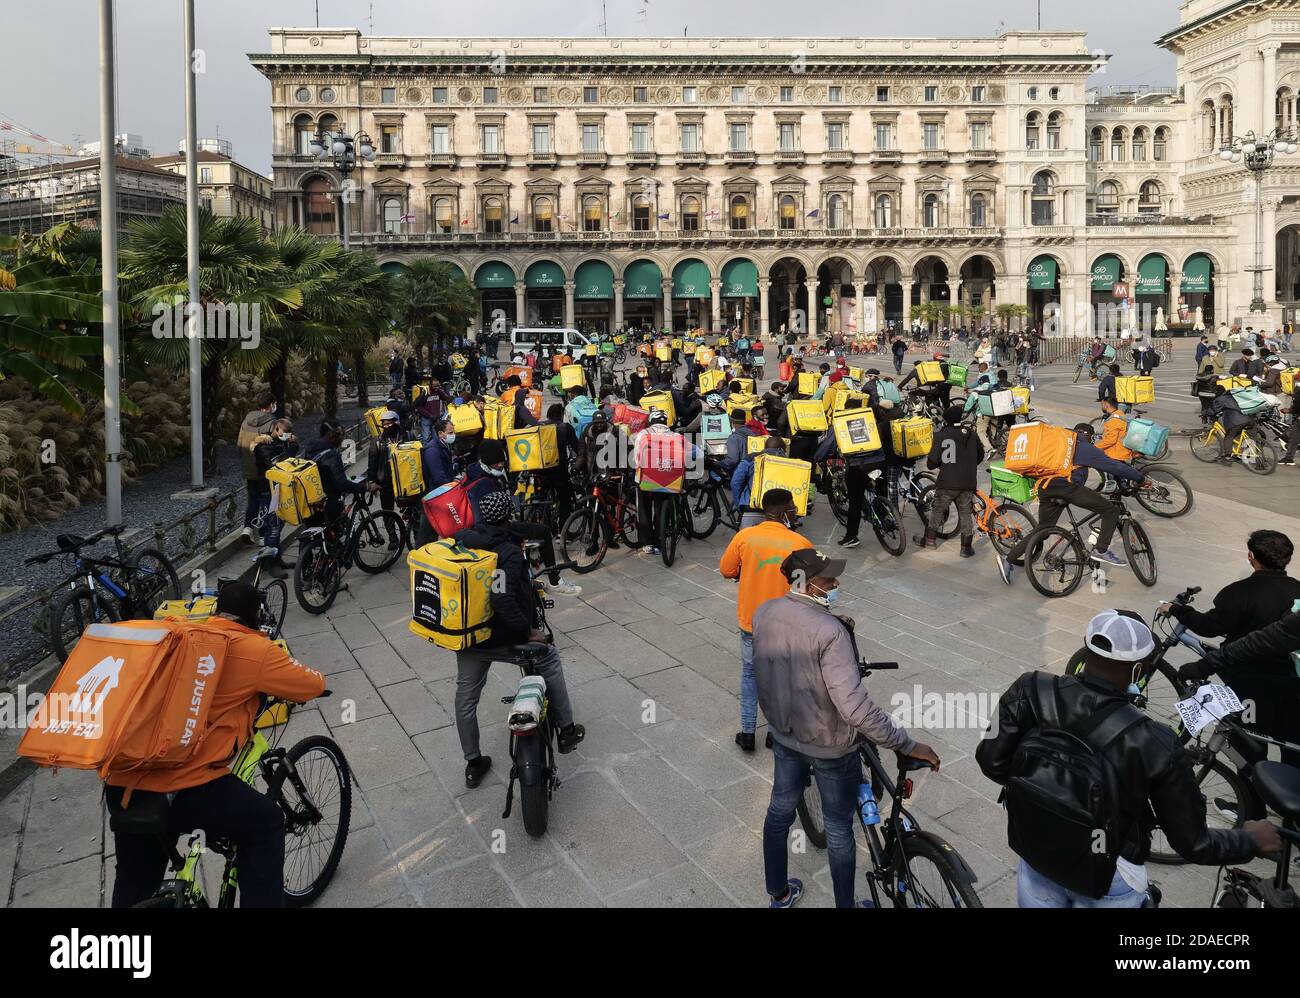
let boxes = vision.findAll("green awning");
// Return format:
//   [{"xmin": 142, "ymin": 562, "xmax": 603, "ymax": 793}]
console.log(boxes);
[
  {"xmin": 379, "ymin": 261, "xmax": 407, "ymax": 276},
  {"xmin": 1027, "ymin": 256, "xmax": 1057, "ymax": 291},
  {"xmin": 525, "ymin": 261, "xmax": 564, "ymax": 290},
  {"xmin": 573, "ymin": 260, "xmax": 614, "ymax": 300},
  {"xmin": 474, "ymin": 261, "xmax": 515, "ymax": 289},
  {"xmin": 623, "ymin": 259, "xmax": 663, "ymax": 299},
  {"xmin": 721, "ymin": 259, "xmax": 759, "ymax": 298},
  {"xmin": 1091, "ymin": 255, "xmax": 1121, "ymax": 292},
  {"xmin": 672, "ymin": 259, "xmax": 711, "ymax": 299},
  {"xmin": 1182, "ymin": 254, "xmax": 1213, "ymax": 294},
  {"xmin": 1136, "ymin": 255, "xmax": 1167, "ymax": 296}
]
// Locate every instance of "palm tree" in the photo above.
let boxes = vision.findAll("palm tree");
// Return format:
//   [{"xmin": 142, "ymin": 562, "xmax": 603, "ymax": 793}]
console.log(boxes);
[
  {"xmin": 391, "ymin": 258, "xmax": 476, "ymax": 364},
  {"xmin": 995, "ymin": 303, "xmax": 1030, "ymax": 334},
  {"xmin": 315, "ymin": 251, "xmax": 393, "ymax": 418}
]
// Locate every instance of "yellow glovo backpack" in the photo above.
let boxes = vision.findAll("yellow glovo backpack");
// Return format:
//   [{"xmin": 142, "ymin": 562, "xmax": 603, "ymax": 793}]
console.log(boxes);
[
  {"xmin": 408, "ymin": 540, "xmax": 497, "ymax": 651},
  {"xmin": 266, "ymin": 457, "xmax": 326, "ymax": 525},
  {"xmin": 388, "ymin": 440, "xmax": 425, "ymax": 499}
]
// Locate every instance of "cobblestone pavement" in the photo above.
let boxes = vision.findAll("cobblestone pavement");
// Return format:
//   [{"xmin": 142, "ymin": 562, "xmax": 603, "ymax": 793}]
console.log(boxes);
[{"xmin": 2, "ymin": 346, "xmax": 1293, "ymax": 907}]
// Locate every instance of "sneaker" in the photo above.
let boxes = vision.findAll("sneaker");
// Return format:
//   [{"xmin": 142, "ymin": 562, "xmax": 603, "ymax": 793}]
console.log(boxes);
[
  {"xmin": 1091, "ymin": 549, "xmax": 1128, "ymax": 568},
  {"xmin": 636, "ymin": 545, "xmax": 657, "ymax": 556},
  {"xmin": 1212, "ymin": 797, "xmax": 1240, "ymax": 822},
  {"xmin": 769, "ymin": 878, "xmax": 804, "ymax": 909},
  {"xmin": 240, "ymin": 526, "xmax": 256, "ymax": 544},
  {"xmin": 996, "ymin": 554, "xmax": 1014, "ymax": 586},
  {"xmin": 464, "ymin": 755, "xmax": 492, "ymax": 789},
  {"xmin": 1280, "ymin": 459, "xmax": 1296, "ymax": 466},
  {"xmin": 764, "ymin": 731, "xmax": 775, "ymax": 750},
  {"xmin": 543, "ymin": 578, "xmax": 583, "ymax": 597},
  {"xmin": 735, "ymin": 731, "xmax": 756, "ymax": 753},
  {"xmin": 557, "ymin": 723, "xmax": 586, "ymax": 754},
  {"xmin": 838, "ymin": 535, "xmax": 861, "ymax": 549}
]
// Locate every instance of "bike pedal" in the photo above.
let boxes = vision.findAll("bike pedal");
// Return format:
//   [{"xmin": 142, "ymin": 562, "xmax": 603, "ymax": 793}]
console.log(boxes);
[{"xmin": 543, "ymin": 599, "xmax": 555, "ymax": 610}]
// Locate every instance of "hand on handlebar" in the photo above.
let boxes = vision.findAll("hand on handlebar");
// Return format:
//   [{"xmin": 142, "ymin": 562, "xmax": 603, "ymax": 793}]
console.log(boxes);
[
  {"xmin": 1245, "ymin": 819, "xmax": 1284, "ymax": 858},
  {"xmin": 903, "ymin": 741, "xmax": 941, "ymax": 772}
]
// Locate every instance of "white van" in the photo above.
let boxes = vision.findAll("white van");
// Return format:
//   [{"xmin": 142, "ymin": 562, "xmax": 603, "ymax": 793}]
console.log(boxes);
[{"xmin": 509, "ymin": 326, "xmax": 592, "ymax": 355}]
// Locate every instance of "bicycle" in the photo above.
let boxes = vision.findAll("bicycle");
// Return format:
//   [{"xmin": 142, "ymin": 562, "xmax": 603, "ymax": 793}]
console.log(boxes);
[
  {"xmin": 796, "ymin": 660, "xmax": 983, "ymax": 908},
  {"xmin": 1086, "ymin": 406, "xmax": 1171, "ymax": 461},
  {"xmin": 240, "ymin": 550, "xmax": 291, "ymax": 640},
  {"xmin": 25, "ymin": 525, "xmax": 181, "ymax": 663},
  {"xmin": 559, "ymin": 472, "xmax": 640, "ymax": 573},
  {"xmin": 1092, "ymin": 460, "xmax": 1194, "ymax": 519},
  {"xmin": 1022, "ymin": 483, "xmax": 1157, "ymax": 598},
  {"xmin": 1215, "ymin": 752, "xmax": 1300, "ymax": 907},
  {"xmin": 923, "ymin": 487, "xmax": 1037, "ymax": 556},
  {"xmin": 826, "ymin": 462, "xmax": 906, "ymax": 556},
  {"xmin": 1189, "ymin": 416, "xmax": 1277, "ymax": 474},
  {"xmin": 1073, "ymin": 349, "xmax": 1111, "ymax": 384},
  {"xmin": 655, "ymin": 488, "xmax": 698, "ymax": 567},
  {"xmin": 121, "ymin": 692, "xmax": 352, "ymax": 907},
  {"xmin": 683, "ymin": 456, "xmax": 742, "ymax": 539},
  {"xmin": 293, "ymin": 488, "xmax": 407, "ymax": 615}
]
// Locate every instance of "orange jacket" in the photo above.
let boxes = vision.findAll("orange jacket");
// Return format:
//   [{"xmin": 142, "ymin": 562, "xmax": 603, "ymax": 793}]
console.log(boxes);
[
  {"xmin": 1096, "ymin": 415, "xmax": 1134, "ymax": 463},
  {"xmin": 108, "ymin": 616, "xmax": 325, "ymax": 793},
  {"xmin": 719, "ymin": 520, "xmax": 814, "ymax": 632}
]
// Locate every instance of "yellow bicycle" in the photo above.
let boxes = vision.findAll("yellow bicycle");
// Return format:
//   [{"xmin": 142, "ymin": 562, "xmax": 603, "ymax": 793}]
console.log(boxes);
[{"xmin": 1188, "ymin": 418, "xmax": 1277, "ymax": 475}]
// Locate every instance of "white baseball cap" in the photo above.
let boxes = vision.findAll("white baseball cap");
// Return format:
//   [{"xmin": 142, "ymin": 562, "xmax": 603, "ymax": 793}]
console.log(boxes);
[{"xmin": 1085, "ymin": 609, "xmax": 1155, "ymax": 663}]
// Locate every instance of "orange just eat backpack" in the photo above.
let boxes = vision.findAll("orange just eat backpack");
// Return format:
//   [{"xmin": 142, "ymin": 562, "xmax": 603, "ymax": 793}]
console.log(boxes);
[
  {"xmin": 1003, "ymin": 422, "xmax": 1077, "ymax": 480},
  {"xmin": 18, "ymin": 619, "xmax": 231, "ymax": 786}
]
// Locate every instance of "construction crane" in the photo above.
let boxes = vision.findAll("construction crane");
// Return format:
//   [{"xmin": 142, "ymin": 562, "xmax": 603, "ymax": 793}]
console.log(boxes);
[{"xmin": 0, "ymin": 115, "xmax": 77, "ymax": 157}]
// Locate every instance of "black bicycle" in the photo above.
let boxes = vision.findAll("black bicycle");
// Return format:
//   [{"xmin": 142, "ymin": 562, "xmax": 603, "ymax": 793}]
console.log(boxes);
[
  {"xmin": 25, "ymin": 525, "xmax": 181, "ymax": 662},
  {"xmin": 796, "ymin": 661, "xmax": 982, "ymax": 908},
  {"xmin": 683, "ymin": 457, "xmax": 742, "ymax": 538},
  {"xmin": 293, "ymin": 488, "xmax": 407, "ymax": 614},
  {"xmin": 826, "ymin": 460, "xmax": 906, "ymax": 556},
  {"xmin": 1023, "ymin": 484, "xmax": 1157, "ymax": 598}
]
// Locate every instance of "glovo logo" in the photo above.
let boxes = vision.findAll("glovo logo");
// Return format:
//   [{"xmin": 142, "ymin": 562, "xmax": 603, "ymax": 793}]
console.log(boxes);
[{"xmin": 513, "ymin": 438, "xmax": 533, "ymax": 464}]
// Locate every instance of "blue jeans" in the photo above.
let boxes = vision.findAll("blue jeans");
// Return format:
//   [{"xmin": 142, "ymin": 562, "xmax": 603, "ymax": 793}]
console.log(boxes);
[
  {"xmin": 1016, "ymin": 859, "xmax": 1146, "ymax": 908},
  {"xmin": 1017, "ymin": 361, "xmax": 1036, "ymax": 390},
  {"xmin": 739, "ymin": 629, "xmax": 757, "ymax": 734},
  {"xmin": 763, "ymin": 740, "xmax": 860, "ymax": 908},
  {"xmin": 419, "ymin": 416, "xmax": 438, "ymax": 444}
]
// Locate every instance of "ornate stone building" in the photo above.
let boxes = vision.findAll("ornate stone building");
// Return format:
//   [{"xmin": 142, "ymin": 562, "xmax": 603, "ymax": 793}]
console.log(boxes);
[{"xmin": 248, "ymin": 22, "xmax": 1262, "ymax": 337}]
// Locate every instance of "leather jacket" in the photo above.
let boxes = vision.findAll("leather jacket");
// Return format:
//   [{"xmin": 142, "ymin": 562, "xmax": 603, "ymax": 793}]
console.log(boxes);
[
  {"xmin": 1205, "ymin": 609, "xmax": 1300, "ymax": 683},
  {"xmin": 976, "ymin": 671, "xmax": 1257, "ymax": 867}
]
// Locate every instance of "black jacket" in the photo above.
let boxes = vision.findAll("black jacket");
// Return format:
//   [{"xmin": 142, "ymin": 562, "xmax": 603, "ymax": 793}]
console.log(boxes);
[
  {"xmin": 1097, "ymin": 373, "xmax": 1117, "ymax": 403},
  {"xmin": 302, "ymin": 437, "xmax": 366, "ymax": 500},
  {"xmin": 253, "ymin": 436, "xmax": 298, "ymax": 477},
  {"xmin": 1172, "ymin": 570, "xmax": 1300, "ymax": 685},
  {"xmin": 976, "ymin": 671, "xmax": 1258, "ymax": 867},
  {"xmin": 1230, "ymin": 358, "xmax": 1264, "ymax": 378},
  {"xmin": 927, "ymin": 425, "xmax": 983, "ymax": 491},
  {"xmin": 1204, "ymin": 609, "xmax": 1300, "ymax": 689},
  {"xmin": 366, "ymin": 428, "xmax": 410, "ymax": 490},
  {"xmin": 454, "ymin": 523, "xmax": 534, "ymax": 643}
]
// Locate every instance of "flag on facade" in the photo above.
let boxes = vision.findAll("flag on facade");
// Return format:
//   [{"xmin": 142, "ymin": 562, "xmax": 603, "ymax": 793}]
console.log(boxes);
[
  {"xmin": 657, "ymin": 212, "xmax": 670, "ymax": 220},
  {"xmin": 806, "ymin": 208, "xmax": 820, "ymax": 218},
  {"xmin": 460, "ymin": 217, "xmax": 470, "ymax": 225},
  {"xmin": 705, "ymin": 209, "xmax": 720, "ymax": 219},
  {"xmin": 399, "ymin": 213, "xmax": 416, "ymax": 222}
]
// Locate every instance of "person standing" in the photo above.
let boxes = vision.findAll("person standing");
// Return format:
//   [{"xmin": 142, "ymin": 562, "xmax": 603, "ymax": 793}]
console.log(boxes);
[
  {"xmin": 719, "ymin": 489, "xmax": 813, "ymax": 753},
  {"xmin": 890, "ymin": 336, "xmax": 907, "ymax": 375},
  {"xmin": 252, "ymin": 418, "xmax": 298, "ymax": 577},
  {"xmin": 388, "ymin": 351, "xmax": 403, "ymax": 390},
  {"xmin": 915, "ymin": 405, "xmax": 983, "ymax": 557},
  {"xmin": 755, "ymin": 549, "xmax": 939, "ymax": 908},
  {"xmin": 238, "ymin": 395, "xmax": 279, "ymax": 544}
]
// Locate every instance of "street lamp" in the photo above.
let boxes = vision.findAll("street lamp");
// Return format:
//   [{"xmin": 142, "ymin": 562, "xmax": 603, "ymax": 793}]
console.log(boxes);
[
  {"xmin": 310, "ymin": 125, "xmax": 374, "ymax": 249},
  {"xmin": 1218, "ymin": 128, "xmax": 1299, "ymax": 315}
]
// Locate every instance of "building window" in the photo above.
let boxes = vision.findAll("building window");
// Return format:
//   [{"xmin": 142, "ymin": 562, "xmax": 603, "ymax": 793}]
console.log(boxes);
[
  {"xmin": 829, "ymin": 86, "xmax": 843, "ymax": 103},
  {"xmin": 432, "ymin": 87, "xmax": 448, "ymax": 104},
  {"xmin": 874, "ymin": 122, "xmax": 892, "ymax": 150},
  {"xmin": 294, "ymin": 115, "xmax": 315, "ymax": 155},
  {"xmin": 1025, "ymin": 112, "xmax": 1041, "ymax": 150},
  {"xmin": 1027, "ymin": 86, "xmax": 1039, "ymax": 101},
  {"xmin": 1095, "ymin": 180, "xmax": 1119, "ymax": 217},
  {"xmin": 200, "ymin": 167, "xmax": 212, "ymax": 183},
  {"xmin": 380, "ymin": 124, "xmax": 400, "ymax": 154},
  {"xmin": 532, "ymin": 123, "xmax": 552, "ymax": 154},
  {"xmin": 633, "ymin": 86, "xmax": 648, "ymax": 103},
  {"xmin": 1132, "ymin": 126, "xmax": 1148, "ymax": 161},
  {"xmin": 631, "ymin": 122, "xmax": 652, "ymax": 153},
  {"xmin": 731, "ymin": 86, "xmax": 746, "ymax": 103},
  {"xmin": 1089, "ymin": 126, "xmax": 1105, "ymax": 162},
  {"xmin": 532, "ymin": 196, "xmax": 554, "ymax": 233},
  {"xmin": 780, "ymin": 86, "xmax": 793, "ymax": 103},
  {"xmin": 483, "ymin": 87, "xmax": 498, "ymax": 105},
  {"xmin": 876, "ymin": 86, "xmax": 890, "ymax": 102},
  {"xmin": 581, "ymin": 123, "xmax": 601, "ymax": 153},
  {"xmin": 295, "ymin": 86, "xmax": 311, "ymax": 102},
  {"xmin": 1046, "ymin": 112, "xmax": 1062, "ymax": 150},
  {"xmin": 533, "ymin": 87, "xmax": 549, "ymax": 103},
  {"xmin": 583, "ymin": 194, "xmax": 603, "ymax": 232},
  {"xmin": 969, "ymin": 121, "xmax": 987, "ymax": 150},
  {"xmin": 729, "ymin": 195, "xmax": 749, "ymax": 230},
  {"xmin": 381, "ymin": 198, "xmax": 403, "ymax": 233},
  {"xmin": 922, "ymin": 193, "xmax": 940, "ymax": 228},
  {"xmin": 481, "ymin": 124, "xmax": 502, "ymax": 154},
  {"xmin": 778, "ymin": 122, "xmax": 797, "ymax": 152},
  {"xmin": 432, "ymin": 197, "xmax": 454, "ymax": 233},
  {"xmin": 1111, "ymin": 127, "xmax": 1126, "ymax": 161},
  {"xmin": 827, "ymin": 122, "xmax": 845, "ymax": 151},
  {"xmin": 1049, "ymin": 86, "xmax": 1061, "ymax": 101},
  {"xmin": 680, "ymin": 122, "xmax": 700, "ymax": 153},
  {"xmin": 483, "ymin": 196, "xmax": 503, "ymax": 233},
  {"xmin": 381, "ymin": 88, "xmax": 396, "ymax": 104},
  {"xmin": 584, "ymin": 86, "xmax": 598, "ymax": 103},
  {"xmin": 1139, "ymin": 180, "xmax": 1161, "ymax": 215},
  {"xmin": 681, "ymin": 195, "xmax": 701, "ymax": 230},
  {"xmin": 729, "ymin": 122, "xmax": 749, "ymax": 152},
  {"xmin": 633, "ymin": 194, "xmax": 652, "ymax": 231},
  {"xmin": 922, "ymin": 122, "xmax": 940, "ymax": 150},
  {"xmin": 1154, "ymin": 127, "xmax": 1168, "ymax": 162},
  {"xmin": 778, "ymin": 194, "xmax": 797, "ymax": 229},
  {"xmin": 972, "ymin": 86, "xmax": 985, "ymax": 103},
  {"xmin": 874, "ymin": 193, "xmax": 893, "ymax": 228},
  {"xmin": 320, "ymin": 87, "xmax": 335, "ymax": 103},
  {"xmin": 924, "ymin": 85, "xmax": 938, "ymax": 102},
  {"xmin": 1031, "ymin": 171, "xmax": 1055, "ymax": 225},
  {"xmin": 430, "ymin": 124, "xmax": 450, "ymax": 154},
  {"xmin": 827, "ymin": 193, "xmax": 846, "ymax": 228},
  {"xmin": 970, "ymin": 193, "xmax": 987, "ymax": 227},
  {"xmin": 683, "ymin": 86, "xmax": 697, "ymax": 103}
]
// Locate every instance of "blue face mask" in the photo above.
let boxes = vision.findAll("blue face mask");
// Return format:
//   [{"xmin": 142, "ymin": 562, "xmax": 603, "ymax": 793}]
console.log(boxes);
[{"xmin": 821, "ymin": 587, "xmax": 841, "ymax": 606}]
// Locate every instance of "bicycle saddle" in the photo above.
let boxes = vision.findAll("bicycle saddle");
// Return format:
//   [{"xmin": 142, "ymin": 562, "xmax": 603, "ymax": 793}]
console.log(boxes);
[
  {"xmin": 56, "ymin": 533, "xmax": 86, "ymax": 551},
  {"xmin": 1252, "ymin": 761, "xmax": 1300, "ymax": 823},
  {"xmin": 108, "ymin": 792, "xmax": 171, "ymax": 837},
  {"xmin": 505, "ymin": 641, "xmax": 552, "ymax": 661}
]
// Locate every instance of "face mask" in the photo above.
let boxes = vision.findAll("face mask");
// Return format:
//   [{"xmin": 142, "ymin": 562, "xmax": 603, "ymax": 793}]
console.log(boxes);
[
  {"xmin": 277, "ymin": 432, "xmax": 291, "ymax": 442},
  {"xmin": 822, "ymin": 587, "xmax": 841, "ymax": 606},
  {"xmin": 443, "ymin": 433, "xmax": 456, "ymax": 445},
  {"xmin": 487, "ymin": 465, "xmax": 506, "ymax": 478}
]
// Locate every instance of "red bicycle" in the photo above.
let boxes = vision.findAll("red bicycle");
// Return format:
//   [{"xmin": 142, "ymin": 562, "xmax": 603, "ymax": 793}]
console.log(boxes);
[{"xmin": 559, "ymin": 472, "xmax": 641, "ymax": 573}]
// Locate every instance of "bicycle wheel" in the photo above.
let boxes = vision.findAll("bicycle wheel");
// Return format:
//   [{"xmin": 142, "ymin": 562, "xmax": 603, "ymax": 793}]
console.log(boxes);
[
  {"xmin": 616, "ymin": 499, "xmax": 640, "ymax": 549},
  {"xmin": 920, "ymin": 484, "xmax": 962, "ymax": 539},
  {"xmin": 1073, "ymin": 363, "xmax": 1085, "ymax": 384},
  {"xmin": 1189, "ymin": 426, "xmax": 1222, "ymax": 463},
  {"xmin": 1121, "ymin": 519, "xmax": 1158, "ymax": 587},
  {"xmin": 898, "ymin": 834, "xmax": 983, "ymax": 908},
  {"xmin": 1241, "ymin": 428, "xmax": 1278, "ymax": 475},
  {"xmin": 353, "ymin": 509, "xmax": 406, "ymax": 573},
  {"xmin": 657, "ymin": 497, "xmax": 679, "ymax": 567},
  {"xmin": 828, "ymin": 469, "xmax": 850, "ymax": 527},
  {"xmin": 870, "ymin": 498, "xmax": 907, "ymax": 557},
  {"xmin": 1025, "ymin": 526, "xmax": 1088, "ymax": 599},
  {"xmin": 986, "ymin": 500, "xmax": 1037, "ymax": 557},
  {"xmin": 1148, "ymin": 757, "xmax": 1247, "ymax": 865},
  {"xmin": 796, "ymin": 780, "xmax": 828, "ymax": 850},
  {"xmin": 516, "ymin": 733, "xmax": 549, "ymax": 838},
  {"xmin": 127, "ymin": 547, "xmax": 181, "ymax": 617},
  {"xmin": 560, "ymin": 505, "xmax": 607, "ymax": 574},
  {"xmin": 1134, "ymin": 466, "xmax": 1193, "ymax": 519},
  {"xmin": 49, "ymin": 587, "xmax": 120, "ymax": 663},
  {"xmin": 276, "ymin": 735, "xmax": 353, "ymax": 906},
  {"xmin": 293, "ymin": 538, "xmax": 341, "ymax": 615},
  {"xmin": 260, "ymin": 578, "xmax": 289, "ymax": 640},
  {"xmin": 686, "ymin": 485, "xmax": 720, "ymax": 539}
]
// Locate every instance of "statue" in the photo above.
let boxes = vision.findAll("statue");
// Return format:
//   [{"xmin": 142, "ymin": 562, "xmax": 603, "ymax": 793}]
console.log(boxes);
[
  {"xmin": 1155, "ymin": 306, "xmax": 1167, "ymax": 332},
  {"xmin": 1194, "ymin": 306, "xmax": 1205, "ymax": 332}
]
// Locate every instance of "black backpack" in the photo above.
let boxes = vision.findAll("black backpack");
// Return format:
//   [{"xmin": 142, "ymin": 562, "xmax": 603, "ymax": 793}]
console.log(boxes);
[
  {"xmin": 1149, "ymin": 351, "xmax": 1161, "ymax": 369},
  {"xmin": 1004, "ymin": 673, "xmax": 1146, "ymax": 899}
]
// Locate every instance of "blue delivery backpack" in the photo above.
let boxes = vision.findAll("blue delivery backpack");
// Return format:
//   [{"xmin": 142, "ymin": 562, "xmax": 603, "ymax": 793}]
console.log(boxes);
[{"xmin": 1121, "ymin": 417, "xmax": 1169, "ymax": 458}]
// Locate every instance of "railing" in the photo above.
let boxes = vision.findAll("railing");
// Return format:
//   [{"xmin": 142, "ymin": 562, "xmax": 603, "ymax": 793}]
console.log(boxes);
[
  {"xmin": 352, "ymin": 225, "xmax": 1007, "ymax": 248},
  {"xmin": 1086, "ymin": 213, "xmax": 1219, "ymax": 227}
]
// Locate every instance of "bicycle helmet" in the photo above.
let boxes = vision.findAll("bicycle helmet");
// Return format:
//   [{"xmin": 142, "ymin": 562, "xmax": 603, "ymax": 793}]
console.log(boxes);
[
  {"xmin": 705, "ymin": 392, "xmax": 723, "ymax": 409},
  {"xmin": 647, "ymin": 409, "xmax": 669, "ymax": 426}
]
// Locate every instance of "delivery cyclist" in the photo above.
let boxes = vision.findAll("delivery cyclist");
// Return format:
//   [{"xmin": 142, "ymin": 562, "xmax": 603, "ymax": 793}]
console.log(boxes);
[
  {"xmin": 105, "ymin": 581, "xmax": 327, "ymax": 908},
  {"xmin": 1094, "ymin": 398, "xmax": 1134, "ymax": 463}
]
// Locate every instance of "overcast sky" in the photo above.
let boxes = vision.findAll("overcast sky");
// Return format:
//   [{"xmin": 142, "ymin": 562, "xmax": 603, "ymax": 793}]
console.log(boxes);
[{"xmin": 2, "ymin": 0, "xmax": 1182, "ymax": 175}]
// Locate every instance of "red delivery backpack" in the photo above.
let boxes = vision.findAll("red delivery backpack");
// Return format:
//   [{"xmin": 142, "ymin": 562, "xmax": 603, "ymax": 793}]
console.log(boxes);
[
  {"xmin": 422, "ymin": 473, "xmax": 490, "ymax": 538},
  {"xmin": 635, "ymin": 430, "xmax": 687, "ymax": 493}
]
